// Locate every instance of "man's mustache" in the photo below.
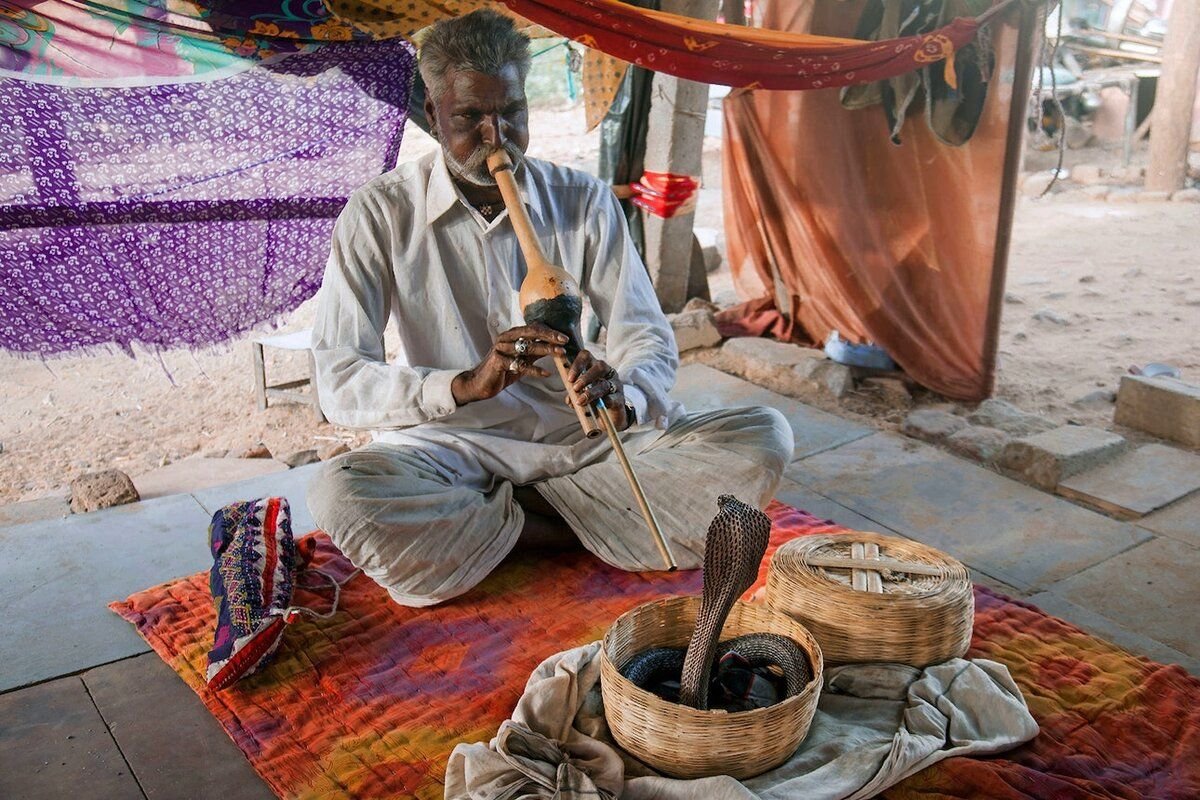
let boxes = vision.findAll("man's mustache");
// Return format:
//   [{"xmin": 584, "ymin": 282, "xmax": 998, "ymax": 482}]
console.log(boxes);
[{"xmin": 463, "ymin": 142, "xmax": 524, "ymax": 174}]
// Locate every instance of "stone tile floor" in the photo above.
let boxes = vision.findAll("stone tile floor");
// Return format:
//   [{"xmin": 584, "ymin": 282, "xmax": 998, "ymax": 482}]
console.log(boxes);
[{"xmin": 2, "ymin": 365, "xmax": 1196, "ymax": 798}]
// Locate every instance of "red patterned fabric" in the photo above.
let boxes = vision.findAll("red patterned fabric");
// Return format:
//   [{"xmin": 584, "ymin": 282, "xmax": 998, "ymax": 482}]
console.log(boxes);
[{"xmin": 503, "ymin": 0, "xmax": 983, "ymax": 90}]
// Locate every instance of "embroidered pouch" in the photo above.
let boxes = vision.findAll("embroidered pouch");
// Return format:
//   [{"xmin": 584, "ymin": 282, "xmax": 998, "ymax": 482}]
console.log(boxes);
[{"xmin": 206, "ymin": 497, "xmax": 311, "ymax": 690}]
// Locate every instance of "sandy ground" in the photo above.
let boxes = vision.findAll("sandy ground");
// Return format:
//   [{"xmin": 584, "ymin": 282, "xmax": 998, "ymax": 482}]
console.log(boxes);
[
  {"xmin": 2, "ymin": 104, "xmax": 1197, "ymax": 506},
  {"xmin": 996, "ymin": 200, "xmax": 1200, "ymax": 425}
]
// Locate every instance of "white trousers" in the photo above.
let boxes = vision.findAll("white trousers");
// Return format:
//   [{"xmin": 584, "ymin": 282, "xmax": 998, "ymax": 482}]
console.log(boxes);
[{"xmin": 307, "ymin": 406, "xmax": 793, "ymax": 607}]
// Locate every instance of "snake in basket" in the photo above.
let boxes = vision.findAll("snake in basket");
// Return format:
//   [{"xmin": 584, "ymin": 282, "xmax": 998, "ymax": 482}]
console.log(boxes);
[{"xmin": 620, "ymin": 495, "xmax": 812, "ymax": 710}]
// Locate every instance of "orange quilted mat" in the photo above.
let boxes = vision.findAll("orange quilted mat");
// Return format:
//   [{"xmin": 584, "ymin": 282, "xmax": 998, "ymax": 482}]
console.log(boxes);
[{"xmin": 112, "ymin": 501, "xmax": 1200, "ymax": 799}]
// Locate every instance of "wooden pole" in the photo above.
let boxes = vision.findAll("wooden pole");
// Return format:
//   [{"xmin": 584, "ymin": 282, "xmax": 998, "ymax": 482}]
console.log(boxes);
[
  {"xmin": 981, "ymin": 2, "xmax": 1038, "ymax": 398},
  {"xmin": 596, "ymin": 399, "xmax": 678, "ymax": 571},
  {"xmin": 1145, "ymin": 1, "xmax": 1200, "ymax": 193}
]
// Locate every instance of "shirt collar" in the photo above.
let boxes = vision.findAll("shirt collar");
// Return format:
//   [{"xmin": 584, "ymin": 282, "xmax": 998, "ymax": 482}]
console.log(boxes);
[{"xmin": 425, "ymin": 149, "xmax": 547, "ymax": 229}]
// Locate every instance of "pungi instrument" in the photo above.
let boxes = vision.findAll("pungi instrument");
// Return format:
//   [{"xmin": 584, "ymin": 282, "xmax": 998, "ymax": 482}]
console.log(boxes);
[{"xmin": 486, "ymin": 149, "xmax": 677, "ymax": 571}]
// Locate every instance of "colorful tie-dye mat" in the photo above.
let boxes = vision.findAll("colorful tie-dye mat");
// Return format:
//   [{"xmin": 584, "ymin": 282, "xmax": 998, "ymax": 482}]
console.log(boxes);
[{"xmin": 111, "ymin": 501, "xmax": 1200, "ymax": 799}]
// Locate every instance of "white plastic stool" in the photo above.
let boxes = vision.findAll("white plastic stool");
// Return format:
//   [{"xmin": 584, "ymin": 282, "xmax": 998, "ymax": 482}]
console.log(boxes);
[{"xmin": 251, "ymin": 329, "xmax": 325, "ymax": 422}]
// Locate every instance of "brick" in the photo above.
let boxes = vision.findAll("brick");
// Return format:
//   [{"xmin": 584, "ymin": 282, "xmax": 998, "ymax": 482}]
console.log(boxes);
[
  {"xmin": 1058, "ymin": 444, "xmax": 1200, "ymax": 520},
  {"xmin": 720, "ymin": 336, "xmax": 826, "ymax": 370},
  {"xmin": 902, "ymin": 409, "xmax": 967, "ymax": 443},
  {"xmin": 1021, "ymin": 171, "xmax": 1056, "ymax": 196},
  {"xmin": 668, "ymin": 308, "xmax": 722, "ymax": 352},
  {"xmin": 795, "ymin": 359, "xmax": 853, "ymax": 399},
  {"xmin": 968, "ymin": 399, "xmax": 1055, "ymax": 437},
  {"xmin": 946, "ymin": 426, "xmax": 1011, "ymax": 464},
  {"xmin": 1114, "ymin": 375, "xmax": 1200, "ymax": 448},
  {"xmin": 708, "ymin": 337, "xmax": 848, "ymax": 401},
  {"xmin": 1001, "ymin": 426, "xmax": 1127, "ymax": 490}
]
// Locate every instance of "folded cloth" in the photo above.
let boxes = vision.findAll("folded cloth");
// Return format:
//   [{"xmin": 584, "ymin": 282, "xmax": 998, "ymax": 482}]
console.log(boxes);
[
  {"xmin": 445, "ymin": 643, "xmax": 1038, "ymax": 800},
  {"xmin": 446, "ymin": 643, "xmax": 625, "ymax": 800}
]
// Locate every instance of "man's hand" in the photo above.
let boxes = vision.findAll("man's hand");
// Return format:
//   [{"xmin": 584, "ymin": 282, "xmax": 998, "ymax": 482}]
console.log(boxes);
[
  {"xmin": 567, "ymin": 350, "xmax": 632, "ymax": 431},
  {"xmin": 452, "ymin": 323, "xmax": 568, "ymax": 406}
]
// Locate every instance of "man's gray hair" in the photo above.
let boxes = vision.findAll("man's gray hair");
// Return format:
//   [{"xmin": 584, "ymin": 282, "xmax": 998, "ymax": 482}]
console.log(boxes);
[{"xmin": 419, "ymin": 10, "xmax": 531, "ymax": 100}]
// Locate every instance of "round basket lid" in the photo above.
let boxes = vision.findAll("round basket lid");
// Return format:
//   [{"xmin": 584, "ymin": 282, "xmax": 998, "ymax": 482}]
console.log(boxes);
[
  {"xmin": 772, "ymin": 531, "xmax": 969, "ymax": 599},
  {"xmin": 767, "ymin": 531, "xmax": 975, "ymax": 667}
]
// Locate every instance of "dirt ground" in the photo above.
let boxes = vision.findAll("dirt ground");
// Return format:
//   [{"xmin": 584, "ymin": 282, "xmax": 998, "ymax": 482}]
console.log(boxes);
[{"xmin": 2, "ymin": 104, "xmax": 1197, "ymax": 506}]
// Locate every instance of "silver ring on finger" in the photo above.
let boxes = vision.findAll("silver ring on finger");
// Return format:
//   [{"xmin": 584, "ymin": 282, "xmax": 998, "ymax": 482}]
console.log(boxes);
[
  {"xmin": 605, "ymin": 378, "xmax": 617, "ymax": 397},
  {"xmin": 514, "ymin": 337, "xmax": 530, "ymax": 356},
  {"xmin": 603, "ymin": 365, "xmax": 617, "ymax": 380},
  {"xmin": 508, "ymin": 357, "xmax": 522, "ymax": 373}
]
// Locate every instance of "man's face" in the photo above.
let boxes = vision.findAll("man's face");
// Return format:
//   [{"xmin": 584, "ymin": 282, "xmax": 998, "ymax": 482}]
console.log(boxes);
[{"xmin": 426, "ymin": 64, "xmax": 529, "ymax": 188}]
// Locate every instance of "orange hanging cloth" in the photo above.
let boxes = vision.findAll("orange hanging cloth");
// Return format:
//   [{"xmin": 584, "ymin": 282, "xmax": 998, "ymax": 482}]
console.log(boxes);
[{"xmin": 718, "ymin": 0, "xmax": 1021, "ymax": 401}]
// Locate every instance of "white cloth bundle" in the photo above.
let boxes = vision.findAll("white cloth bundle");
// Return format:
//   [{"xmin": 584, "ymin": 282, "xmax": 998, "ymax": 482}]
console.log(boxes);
[{"xmin": 445, "ymin": 642, "xmax": 1038, "ymax": 800}]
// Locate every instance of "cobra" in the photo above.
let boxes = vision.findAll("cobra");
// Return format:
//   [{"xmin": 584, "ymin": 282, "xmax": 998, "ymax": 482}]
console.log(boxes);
[
  {"xmin": 621, "ymin": 495, "xmax": 811, "ymax": 710},
  {"xmin": 620, "ymin": 633, "xmax": 812, "ymax": 702}
]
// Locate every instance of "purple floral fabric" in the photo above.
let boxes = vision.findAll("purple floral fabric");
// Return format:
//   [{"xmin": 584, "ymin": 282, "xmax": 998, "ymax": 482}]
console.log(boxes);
[{"xmin": 0, "ymin": 37, "xmax": 415, "ymax": 356}]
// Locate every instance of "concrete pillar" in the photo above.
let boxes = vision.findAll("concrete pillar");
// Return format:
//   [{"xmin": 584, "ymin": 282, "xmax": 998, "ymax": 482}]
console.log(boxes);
[{"xmin": 641, "ymin": 0, "xmax": 718, "ymax": 313}]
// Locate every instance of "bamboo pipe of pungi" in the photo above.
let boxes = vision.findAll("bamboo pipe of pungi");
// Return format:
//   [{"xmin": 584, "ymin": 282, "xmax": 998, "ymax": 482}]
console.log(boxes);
[{"xmin": 486, "ymin": 149, "xmax": 678, "ymax": 572}]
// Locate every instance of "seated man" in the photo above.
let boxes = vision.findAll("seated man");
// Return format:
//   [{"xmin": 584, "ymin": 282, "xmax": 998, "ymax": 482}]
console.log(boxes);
[{"xmin": 308, "ymin": 9, "xmax": 793, "ymax": 607}]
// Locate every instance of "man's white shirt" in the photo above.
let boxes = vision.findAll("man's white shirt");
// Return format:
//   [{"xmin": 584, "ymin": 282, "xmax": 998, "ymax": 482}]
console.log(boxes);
[{"xmin": 311, "ymin": 150, "xmax": 682, "ymax": 485}]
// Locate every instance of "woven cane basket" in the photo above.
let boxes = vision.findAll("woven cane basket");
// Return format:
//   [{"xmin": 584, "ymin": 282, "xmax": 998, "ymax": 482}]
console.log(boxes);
[
  {"xmin": 600, "ymin": 595, "xmax": 823, "ymax": 780},
  {"xmin": 766, "ymin": 531, "xmax": 974, "ymax": 667}
]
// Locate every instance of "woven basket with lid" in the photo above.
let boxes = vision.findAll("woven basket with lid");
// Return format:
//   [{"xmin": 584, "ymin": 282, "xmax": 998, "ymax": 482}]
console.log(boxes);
[
  {"xmin": 600, "ymin": 595, "xmax": 824, "ymax": 780},
  {"xmin": 766, "ymin": 531, "xmax": 973, "ymax": 667}
]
